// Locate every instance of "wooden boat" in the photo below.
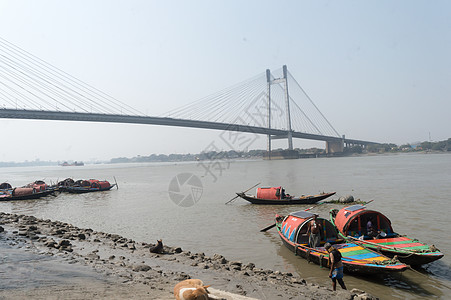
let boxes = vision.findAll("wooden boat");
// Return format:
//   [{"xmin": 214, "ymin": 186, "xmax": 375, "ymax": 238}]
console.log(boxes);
[
  {"xmin": 329, "ymin": 205, "xmax": 444, "ymax": 265},
  {"xmin": 64, "ymin": 179, "xmax": 117, "ymax": 194},
  {"xmin": 237, "ymin": 186, "xmax": 335, "ymax": 205},
  {"xmin": 57, "ymin": 178, "xmax": 75, "ymax": 192},
  {"xmin": 25, "ymin": 180, "xmax": 59, "ymax": 192},
  {"xmin": 275, "ymin": 210, "xmax": 408, "ymax": 274},
  {"xmin": 0, "ymin": 187, "xmax": 55, "ymax": 201}
]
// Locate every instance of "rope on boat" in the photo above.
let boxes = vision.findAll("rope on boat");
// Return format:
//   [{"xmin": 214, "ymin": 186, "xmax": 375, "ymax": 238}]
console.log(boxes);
[
  {"xmin": 374, "ymin": 255, "xmax": 400, "ymax": 265},
  {"xmin": 294, "ymin": 245, "xmax": 302, "ymax": 257},
  {"xmin": 429, "ymin": 245, "xmax": 440, "ymax": 252},
  {"xmin": 396, "ymin": 252, "xmax": 415, "ymax": 259}
]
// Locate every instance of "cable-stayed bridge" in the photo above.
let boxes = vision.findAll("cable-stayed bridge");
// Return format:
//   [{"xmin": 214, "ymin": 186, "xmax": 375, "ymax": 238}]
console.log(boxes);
[{"xmin": 0, "ymin": 37, "xmax": 377, "ymax": 156}]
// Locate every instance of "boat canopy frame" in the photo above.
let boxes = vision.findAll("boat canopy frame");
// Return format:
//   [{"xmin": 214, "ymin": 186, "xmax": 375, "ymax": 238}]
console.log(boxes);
[
  {"xmin": 337, "ymin": 206, "xmax": 394, "ymax": 238},
  {"xmin": 282, "ymin": 211, "xmax": 340, "ymax": 245}
]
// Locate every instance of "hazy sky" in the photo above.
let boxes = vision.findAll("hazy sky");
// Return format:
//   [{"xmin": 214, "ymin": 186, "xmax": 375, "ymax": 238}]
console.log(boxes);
[{"xmin": 0, "ymin": 1, "xmax": 450, "ymax": 162}]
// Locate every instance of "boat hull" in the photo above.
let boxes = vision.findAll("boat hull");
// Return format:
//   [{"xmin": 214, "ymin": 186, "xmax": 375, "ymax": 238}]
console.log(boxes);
[
  {"xmin": 279, "ymin": 236, "xmax": 406, "ymax": 274},
  {"xmin": 65, "ymin": 184, "xmax": 116, "ymax": 194},
  {"xmin": 0, "ymin": 189, "xmax": 55, "ymax": 201},
  {"xmin": 341, "ymin": 236, "xmax": 444, "ymax": 266},
  {"xmin": 238, "ymin": 192, "xmax": 335, "ymax": 205}
]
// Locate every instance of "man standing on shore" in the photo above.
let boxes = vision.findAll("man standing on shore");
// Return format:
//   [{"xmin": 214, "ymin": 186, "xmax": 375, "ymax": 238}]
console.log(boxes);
[
  {"xmin": 325, "ymin": 242, "xmax": 347, "ymax": 291},
  {"xmin": 306, "ymin": 214, "xmax": 322, "ymax": 248}
]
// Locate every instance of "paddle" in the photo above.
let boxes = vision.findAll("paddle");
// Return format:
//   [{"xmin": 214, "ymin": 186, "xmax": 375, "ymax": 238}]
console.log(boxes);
[
  {"xmin": 364, "ymin": 199, "xmax": 374, "ymax": 205},
  {"xmin": 305, "ymin": 198, "xmax": 331, "ymax": 210},
  {"xmin": 225, "ymin": 182, "xmax": 260, "ymax": 205},
  {"xmin": 260, "ymin": 223, "xmax": 276, "ymax": 232}
]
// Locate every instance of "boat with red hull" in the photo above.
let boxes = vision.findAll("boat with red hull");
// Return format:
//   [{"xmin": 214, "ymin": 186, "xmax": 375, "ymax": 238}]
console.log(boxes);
[
  {"xmin": 0, "ymin": 180, "xmax": 56, "ymax": 201},
  {"xmin": 63, "ymin": 179, "xmax": 117, "ymax": 194},
  {"xmin": 330, "ymin": 205, "xmax": 444, "ymax": 265},
  {"xmin": 237, "ymin": 186, "xmax": 335, "ymax": 205},
  {"xmin": 275, "ymin": 210, "xmax": 408, "ymax": 274}
]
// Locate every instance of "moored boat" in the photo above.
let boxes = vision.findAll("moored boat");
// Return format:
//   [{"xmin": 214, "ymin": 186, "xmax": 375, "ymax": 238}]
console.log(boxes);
[
  {"xmin": 237, "ymin": 186, "xmax": 335, "ymax": 205},
  {"xmin": 25, "ymin": 180, "xmax": 59, "ymax": 193},
  {"xmin": 0, "ymin": 186, "xmax": 55, "ymax": 201},
  {"xmin": 329, "ymin": 205, "xmax": 444, "ymax": 265},
  {"xmin": 275, "ymin": 210, "xmax": 408, "ymax": 274},
  {"xmin": 57, "ymin": 178, "xmax": 75, "ymax": 192},
  {"xmin": 63, "ymin": 179, "xmax": 117, "ymax": 193}
]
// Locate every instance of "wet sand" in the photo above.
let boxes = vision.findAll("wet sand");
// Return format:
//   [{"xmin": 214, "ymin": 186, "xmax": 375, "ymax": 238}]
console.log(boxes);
[{"xmin": 0, "ymin": 212, "xmax": 376, "ymax": 299}]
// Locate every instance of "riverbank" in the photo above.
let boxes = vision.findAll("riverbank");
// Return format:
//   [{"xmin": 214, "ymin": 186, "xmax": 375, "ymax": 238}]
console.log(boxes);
[{"xmin": 0, "ymin": 212, "xmax": 377, "ymax": 300}]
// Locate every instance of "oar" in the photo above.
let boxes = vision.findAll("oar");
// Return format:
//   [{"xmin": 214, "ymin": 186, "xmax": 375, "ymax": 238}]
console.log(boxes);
[
  {"xmin": 364, "ymin": 199, "xmax": 374, "ymax": 205},
  {"xmin": 225, "ymin": 182, "xmax": 260, "ymax": 204},
  {"xmin": 113, "ymin": 176, "xmax": 119, "ymax": 189},
  {"xmin": 260, "ymin": 223, "xmax": 276, "ymax": 232},
  {"xmin": 303, "ymin": 199, "xmax": 329, "ymax": 212}
]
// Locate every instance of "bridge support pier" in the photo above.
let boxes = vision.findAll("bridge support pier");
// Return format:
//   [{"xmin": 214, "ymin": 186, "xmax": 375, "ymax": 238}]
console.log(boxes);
[{"xmin": 326, "ymin": 140, "xmax": 344, "ymax": 154}]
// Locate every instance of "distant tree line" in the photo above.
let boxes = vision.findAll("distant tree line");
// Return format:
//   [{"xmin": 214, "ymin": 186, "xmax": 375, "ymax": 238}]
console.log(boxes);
[
  {"xmin": 110, "ymin": 149, "xmax": 267, "ymax": 163},
  {"xmin": 110, "ymin": 138, "xmax": 451, "ymax": 163},
  {"xmin": 1, "ymin": 138, "xmax": 450, "ymax": 167},
  {"xmin": 347, "ymin": 138, "xmax": 451, "ymax": 154},
  {"xmin": 0, "ymin": 160, "xmax": 55, "ymax": 168}
]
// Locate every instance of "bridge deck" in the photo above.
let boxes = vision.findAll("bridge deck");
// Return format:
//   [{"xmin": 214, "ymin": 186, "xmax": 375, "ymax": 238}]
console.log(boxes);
[{"xmin": 0, "ymin": 109, "xmax": 376, "ymax": 145}]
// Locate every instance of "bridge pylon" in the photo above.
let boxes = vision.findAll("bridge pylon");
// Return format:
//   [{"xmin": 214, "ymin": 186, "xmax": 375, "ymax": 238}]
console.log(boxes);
[{"xmin": 266, "ymin": 65, "xmax": 294, "ymax": 159}]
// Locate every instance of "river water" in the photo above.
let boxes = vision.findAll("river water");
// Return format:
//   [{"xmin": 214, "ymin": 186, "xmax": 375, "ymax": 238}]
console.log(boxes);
[{"xmin": 0, "ymin": 153, "xmax": 450, "ymax": 299}]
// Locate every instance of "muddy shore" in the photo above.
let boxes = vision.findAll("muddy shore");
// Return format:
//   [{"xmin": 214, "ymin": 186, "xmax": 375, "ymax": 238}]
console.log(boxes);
[{"xmin": 0, "ymin": 212, "xmax": 377, "ymax": 299}]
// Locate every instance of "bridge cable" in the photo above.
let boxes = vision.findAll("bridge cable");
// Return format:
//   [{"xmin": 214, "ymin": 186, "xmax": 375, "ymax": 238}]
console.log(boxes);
[
  {"xmin": 288, "ymin": 71, "xmax": 341, "ymax": 137},
  {"xmin": 0, "ymin": 41, "xmax": 118, "ymax": 114},
  {"xmin": 0, "ymin": 37, "xmax": 143, "ymax": 116}
]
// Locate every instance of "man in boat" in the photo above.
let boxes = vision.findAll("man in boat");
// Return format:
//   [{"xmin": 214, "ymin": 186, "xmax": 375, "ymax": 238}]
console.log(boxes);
[
  {"xmin": 306, "ymin": 214, "xmax": 322, "ymax": 248},
  {"xmin": 366, "ymin": 217, "xmax": 381, "ymax": 239},
  {"xmin": 325, "ymin": 242, "xmax": 346, "ymax": 291}
]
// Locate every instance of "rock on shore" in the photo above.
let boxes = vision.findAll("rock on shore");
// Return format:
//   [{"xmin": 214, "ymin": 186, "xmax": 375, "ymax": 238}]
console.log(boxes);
[{"xmin": 0, "ymin": 212, "xmax": 377, "ymax": 300}]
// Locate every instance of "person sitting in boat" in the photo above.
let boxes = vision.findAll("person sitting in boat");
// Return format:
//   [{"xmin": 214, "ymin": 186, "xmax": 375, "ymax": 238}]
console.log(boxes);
[
  {"xmin": 366, "ymin": 217, "xmax": 381, "ymax": 239},
  {"xmin": 306, "ymin": 214, "xmax": 322, "ymax": 248},
  {"xmin": 325, "ymin": 242, "xmax": 347, "ymax": 291}
]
